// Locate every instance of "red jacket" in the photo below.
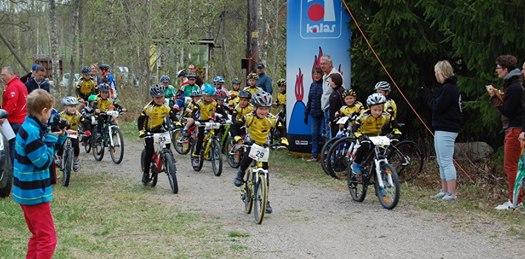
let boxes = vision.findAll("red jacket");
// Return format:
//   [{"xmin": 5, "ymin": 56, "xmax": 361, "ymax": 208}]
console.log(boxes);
[{"xmin": 2, "ymin": 76, "xmax": 28, "ymax": 124}]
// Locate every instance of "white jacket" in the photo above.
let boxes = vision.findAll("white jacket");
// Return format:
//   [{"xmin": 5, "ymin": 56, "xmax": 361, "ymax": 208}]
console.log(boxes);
[{"xmin": 321, "ymin": 68, "xmax": 342, "ymax": 111}]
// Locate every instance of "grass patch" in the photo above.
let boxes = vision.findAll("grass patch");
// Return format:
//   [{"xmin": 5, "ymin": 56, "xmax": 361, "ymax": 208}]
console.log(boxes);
[
  {"xmin": 0, "ymin": 170, "xmax": 239, "ymax": 258},
  {"xmin": 270, "ymin": 149, "xmax": 525, "ymax": 238},
  {"xmin": 228, "ymin": 230, "xmax": 250, "ymax": 238}
]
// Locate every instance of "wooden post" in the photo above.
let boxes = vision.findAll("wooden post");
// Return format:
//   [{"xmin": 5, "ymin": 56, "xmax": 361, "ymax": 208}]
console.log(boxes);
[{"xmin": 246, "ymin": 0, "xmax": 259, "ymax": 76}]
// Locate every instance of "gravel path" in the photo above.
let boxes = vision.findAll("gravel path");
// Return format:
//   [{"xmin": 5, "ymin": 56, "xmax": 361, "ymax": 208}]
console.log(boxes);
[{"xmin": 85, "ymin": 140, "xmax": 524, "ymax": 258}]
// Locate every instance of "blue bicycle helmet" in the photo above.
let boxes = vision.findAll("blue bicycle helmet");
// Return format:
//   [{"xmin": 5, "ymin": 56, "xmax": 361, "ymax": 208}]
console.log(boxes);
[
  {"xmin": 160, "ymin": 75, "xmax": 170, "ymax": 83},
  {"xmin": 190, "ymin": 89, "xmax": 202, "ymax": 97},
  {"xmin": 202, "ymin": 83, "xmax": 216, "ymax": 96},
  {"xmin": 81, "ymin": 66, "xmax": 91, "ymax": 75},
  {"xmin": 98, "ymin": 83, "xmax": 111, "ymax": 92}
]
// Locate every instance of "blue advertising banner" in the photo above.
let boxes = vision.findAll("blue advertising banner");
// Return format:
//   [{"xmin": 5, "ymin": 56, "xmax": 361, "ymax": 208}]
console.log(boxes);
[{"xmin": 286, "ymin": 0, "xmax": 352, "ymax": 152}]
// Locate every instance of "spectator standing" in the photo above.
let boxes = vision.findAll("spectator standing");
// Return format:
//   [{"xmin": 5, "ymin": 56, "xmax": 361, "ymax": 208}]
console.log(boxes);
[
  {"xmin": 426, "ymin": 60, "xmax": 462, "ymax": 201},
  {"xmin": 320, "ymin": 55, "xmax": 342, "ymax": 139},
  {"xmin": 256, "ymin": 63, "xmax": 273, "ymax": 94},
  {"xmin": 327, "ymin": 73, "xmax": 345, "ymax": 138},
  {"xmin": 1, "ymin": 66, "xmax": 29, "ymax": 163},
  {"xmin": 25, "ymin": 64, "xmax": 50, "ymax": 93},
  {"xmin": 304, "ymin": 67, "xmax": 324, "ymax": 161},
  {"xmin": 487, "ymin": 55, "xmax": 524, "ymax": 210}
]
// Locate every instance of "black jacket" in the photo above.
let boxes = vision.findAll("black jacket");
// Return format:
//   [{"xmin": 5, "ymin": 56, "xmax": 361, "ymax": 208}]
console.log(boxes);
[
  {"xmin": 25, "ymin": 77, "xmax": 50, "ymax": 93},
  {"xmin": 427, "ymin": 76, "xmax": 462, "ymax": 133},
  {"xmin": 305, "ymin": 79, "xmax": 324, "ymax": 118},
  {"xmin": 328, "ymin": 86, "xmax": 344, "ymax": 124},
  {"xmin": 493, "ymin": 68, "xmax": 524, "ymax": 130}
]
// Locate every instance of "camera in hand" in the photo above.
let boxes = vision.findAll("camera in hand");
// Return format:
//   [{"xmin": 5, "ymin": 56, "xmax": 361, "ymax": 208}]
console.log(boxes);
[{"xmin": 49, "ymin": 117, "xmax": 70, "ymax": 132}]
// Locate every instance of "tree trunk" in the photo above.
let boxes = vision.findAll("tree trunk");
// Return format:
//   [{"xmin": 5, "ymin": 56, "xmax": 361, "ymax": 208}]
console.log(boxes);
[
  {"xmin": 78, "ymin": 0, "xmax": 84, "ymax": 66},
  {"xmin": 67, "ymin": 0, "xmax": 80, "ymax": 95},
  {"xmin": 48, "ymin": 0, "xmax": 61, "ymax": 92}
]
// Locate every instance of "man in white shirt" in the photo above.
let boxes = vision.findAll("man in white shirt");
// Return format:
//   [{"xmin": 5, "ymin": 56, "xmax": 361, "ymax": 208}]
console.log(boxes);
[{"xmin": 320, "ymin": 55, "xmax": 342, "ymax": 139}]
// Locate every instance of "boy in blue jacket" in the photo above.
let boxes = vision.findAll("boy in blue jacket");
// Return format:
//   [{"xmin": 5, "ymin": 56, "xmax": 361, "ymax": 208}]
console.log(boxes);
[{"xmin": 12, "ymin": 89, "xmax": 66, "ymax": 259}]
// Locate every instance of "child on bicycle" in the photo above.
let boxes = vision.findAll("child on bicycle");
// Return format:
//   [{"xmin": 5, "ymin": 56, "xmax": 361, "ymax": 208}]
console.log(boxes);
[
  {"xmin": 231, "ymin": 91, "xmax": 254, "ymax": 143},
  {"xmin": 186, "ymin": 83, "xmax": 227, "ymax": 157},
  {"xmin": 160, "ymin": 75, "xmax": 177, "ymax": 108},
  {"xmin": 80, "ymin": 94, "xmax": 98, "ymax": 139},
  {"xmin": 233, "ymin": 91, "xmax": 277, "ymax": 213},
  {"xmin": 334, "ymin": 89, "xmax": 364, "ymax": 132},
  {"xmin": 137, "ymin": 85, "xmax": 177, "ymax": 184},
  {"xmin": 93, "ymin": 83, "xmax": 125, "ymax": 135},
  {"xmin": 228, "ymin": 78, "xmax": 242, "ymax": 108},
  {"xmin": 244, "ymin": 73, "xmax": 264, "ymax": 96},
  {"xmin": 350, "ymin": 93, "xmax": 401, "ymax": 179},
  {"xmin": 57, "ymin": 96, "xmax": 82, "ymax": 171},
  {"xmin": 77, "ymin": 66, "xmax": 97, "ymax": 103},
  {"xmin": 275, "ymin": 78, "xmax": 286, "ymax": 107},
  {"xmin": 374, "ymin": 81, "xmax": 397, "ymax": 119}
]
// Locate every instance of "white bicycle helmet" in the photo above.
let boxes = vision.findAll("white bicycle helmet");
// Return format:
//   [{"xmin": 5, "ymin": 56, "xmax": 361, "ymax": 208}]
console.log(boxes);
[
  {"xmin": 366, "ymin": 93, "xmax": 387, "ymax": 107},
  {"xmin": 374, "ymin": 81, "xmax": 391, "ymax": 92},
  {"xmin": 252, "ymin": 91, "xmax": 272, "ymax": 107}
]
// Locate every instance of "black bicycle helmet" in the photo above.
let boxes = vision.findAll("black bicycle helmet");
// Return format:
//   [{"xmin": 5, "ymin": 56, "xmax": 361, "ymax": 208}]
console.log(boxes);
[
  {"xmin": 81, "ymin": 66, "xmax": 91, "ymax": 75},
  {"xmin": 238, "ymin": 90, "xmax": 251, "ymax": 99},
  {"xmin": 98, "ymin": 83, "xmax": 111, "ymax": 92}
]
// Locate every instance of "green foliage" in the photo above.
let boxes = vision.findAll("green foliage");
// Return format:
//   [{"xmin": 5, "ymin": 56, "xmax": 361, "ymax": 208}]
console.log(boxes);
[{"xmin": 348, "ymin": 0, "xmax": 525, "ymax": 145}]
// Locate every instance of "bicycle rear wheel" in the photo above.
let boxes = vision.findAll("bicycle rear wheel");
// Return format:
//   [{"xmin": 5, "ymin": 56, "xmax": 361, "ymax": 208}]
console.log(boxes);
[
  {"xmin": 211, "ymin": 139, "xmax": 223, "ymax": 176},
  {"xmin": 83, "ymin": 135, "xmax": 92, "ymax": 153},
  {"xmin": 61, "ymin": 139, "xmax": 73, "ymax": 187},
  {"xmin": 173, "ymin": 129, "xmax": 191, "ymax": 155},
  {"xmin": 253, "ymin": 174, "xmax": 268, "ymax": 224},
  {"xmin": 388, "ymin": 140, "xmax": 424, "ymax": 183},
  {"xmin": 164, "ymin": 152, "xmax": 178, "ymax": 194},
  {"xmin": 109, "ymin": 127, "xmax": 124, "ymax": 164},
  {"xmin": 226, "ymin": 137, "xmax": 242, "ymax": 168},
  {"xmin": 375, "ymin": 163, "xmax": 400, "ymax": 210}
]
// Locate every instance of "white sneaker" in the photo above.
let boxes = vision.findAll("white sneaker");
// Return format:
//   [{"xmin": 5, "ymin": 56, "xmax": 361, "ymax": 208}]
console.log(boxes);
[
  {"xmin": 441, "ymin": 194, "xmax": 457, "ymax": 201},
  {"xmin": 495, "ymin": 200, "xmax": 514, "ymax": 210},
  {"xmin": 432, "ymin": 190, "xmax": 447, "ymax": 199}
]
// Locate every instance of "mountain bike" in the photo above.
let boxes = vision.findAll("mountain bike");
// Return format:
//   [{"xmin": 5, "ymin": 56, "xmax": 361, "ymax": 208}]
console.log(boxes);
[
  {"xmin": 240, "ymin": 143, "xmax": 271, "ymax": 224},
  {"xmin": 172, "ymin": 118, "xmax": 195, "ymax": 155},
  {"xmin": 190, "ymin": 121, "xmax": 224, "ymax": 176},
  {"xmin": 140, "ymin": 124, "xmax": 178, "ymax": 194},
  {"xmin": 91, "ymin": 110, "xmax": 125, "ymax": 164},
  {"xmin": 321, "ymin": 115, "xmax": 355, "ymax": 178},
  {"xmin": 386, "ymin": 139, "xmax": 424, "ymax": 182},
  {"xmin": 513, "ymin": 148, "xmax": 525, "ymax": 208},
  {"xmin": 55, "ymin": 130, "xmax": 78, "ymax": 187},
  {"xmin": 346, "ymin": 135, "xmax": 400, "ymax": 210}
]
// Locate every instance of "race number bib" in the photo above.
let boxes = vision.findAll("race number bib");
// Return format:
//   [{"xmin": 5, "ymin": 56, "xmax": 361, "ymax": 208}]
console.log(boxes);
[
  {"xmin": 153, "ymin": 132, "xmax": 172, "ymax": 151},
  {"xmin": 336, "ymin": 116, "xmax": 349, "ymax": 125},
  {"xmin": 248, "ymin": 143, "xmax": 270, "ymax": 162}
]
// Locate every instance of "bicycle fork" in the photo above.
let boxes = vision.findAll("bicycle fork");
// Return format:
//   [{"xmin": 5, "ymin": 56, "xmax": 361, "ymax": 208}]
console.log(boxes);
[{"xmin": 374, "ymin": 158, "xmax": 394, "ymax": 189}]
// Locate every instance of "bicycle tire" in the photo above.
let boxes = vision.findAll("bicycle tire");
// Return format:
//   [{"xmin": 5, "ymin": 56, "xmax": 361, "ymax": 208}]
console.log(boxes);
[
  {"xmin": 388, "ymin": 140, "xmax": 424, "ymax": 183},
  {"xmin": 211, "ymin": 139, "xmax": 223, "ymax": 176},
  {"xmin": 326, "ymin": 137, "xmax": 354, "ymax": 179},
  {"xmin": 320, "ymin": 137, "xmax": 339, "ymax": 176},
  {"xmin": 190, "ymin": 142, "xmax": 203, "ymax": 172},
  {"xmin": 164, "ymin": 152, "xmax": 178, "ymax": 194},
  {"xmin": 253, "ymin": 174, "xmax": 267, "ymax": 224},
  {"xmin": 375, "ymin": 163, "xmax": 400, "ymax": 210},
  {"xmin": 173, "ymin": 129, "xmax": 191, "ymax": 155},
  {"xmin": 62, "ymin": 139, "xmax": 73, "ymax": 187},
  {"xmin": 83, "ymin": 136, "xmax": 92, "ymax": 153},
  {"xmin": 347, "ymin": 165, "xmax": 367, "ymax": 202},
  {"xmin": 226, "ymin": 137, "xmax": 242, "ymax": 168},
  {"xmin": 109, "ymin": 127, "xmax": 124, "ymax": 164},
  {"xmin": 92, "ymin": 135, "xmax": 104, "ymax": 161},
  {"xmin": 242, "ymin": 179, "xmax": 253, "ymax": 214}
]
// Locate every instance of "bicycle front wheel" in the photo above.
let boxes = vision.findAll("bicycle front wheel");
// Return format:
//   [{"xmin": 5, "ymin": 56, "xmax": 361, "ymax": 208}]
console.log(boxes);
[
  {"xmin": 190, "ymin": 142, "xmax": 203, "ymax": 172},
  {"xmin": 375, "ymin": 163, "xmax": 400, "ymax": 210},
  {"xmin": 326, "ymin": 137, "xmax": 354, "ymax": 179},
  {"xmin": 92, "ymin": 135, "xmax": 105, "ymax": 161},
  {"xmin": 62, "ymin": 139, "xmax": 73, "ymax": 187},
  {"xmin": 109, "ymin": 127, "xmax": 124, "ymax": 164},
  {"xmin": 320, "ymin": 137, "xmax": 339, "ymax": 176},
  {"xmin": 388, "ymin": 140, "xmax": 424, "ymax": 183},
  {"xmin": 253, "ymin": 174, "xmax": 268, "ymax": 224},
  {"xmin": 164, "ymin": 152, "xmax": 178, "ymax": 194},
  {"xmin": 173, "ymin": 129, "xmax": 191, "ymax": 155},
  {"xmin": 226, "ymin": 137, "xmax": 241, "ymax": 168},
  {"xmin": 211, "ymin": 139, "xmax": 223, "ymax": 176}
]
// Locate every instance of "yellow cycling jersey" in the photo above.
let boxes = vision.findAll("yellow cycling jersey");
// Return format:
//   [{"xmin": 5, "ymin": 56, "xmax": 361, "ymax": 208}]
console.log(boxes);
[
  {"xmin": 234, "ymin": 103, "xmax": 254, "ymax": 121},
  {"xmin": 339, "ymin": 101, "xmax": 364, "ymax": 117},
  {"xmin": 141, "ymin": 102, "xmax": 171, "ymax": 131},
  {"xmin": 354, "ymin": 110, "xmax": 393, "ymax": 136},
  {"xmin": 96, "ymin": 97, "xmax": 114, "ymax": 112},
  {"xmin": 195, "ymin": 100, "xmax": 217, "ymax": 121},
  {"xmin": 243, "ymin": 113, "xmax": 277, "ymax": 145},
  {"xmin": 59, "ymin": 111, "xmax": 81, "ymax": 131},
  {"xmin": 228, "ymin": 90, "xmax": 240, "ymax": 107},
  {"xmin": 276, "ymin": 92, "xmax": 286, "ymax": 106},
  {"xmin": 184, "ymin": 101, "xmax": 198, "ymax": 117},
  {"xmin": 243, "ymin": 86, "xmax": 263, "ymax": 96},
  {"xmin": 384, "ymin": 99, "xmax": 397, "ymax": 119},
  {"xmin": 77, "ymin": 78, "xmax": 97, "ymax": 99}
]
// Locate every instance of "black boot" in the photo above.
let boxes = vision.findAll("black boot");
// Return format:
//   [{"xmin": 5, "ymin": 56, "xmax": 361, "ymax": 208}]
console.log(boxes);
[
  {"xmin": 233, "ymin": 170, "xmax": 244, "ymax": 187},
  {"xmin": 142, "ymin": 172, "xmax": 150, "ymax": 185}
]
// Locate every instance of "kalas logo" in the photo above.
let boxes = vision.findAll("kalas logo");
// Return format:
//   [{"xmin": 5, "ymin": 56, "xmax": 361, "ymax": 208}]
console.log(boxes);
[{"xmin": 300, "ymin": 0, "xmax": 342, "ymax": 39}]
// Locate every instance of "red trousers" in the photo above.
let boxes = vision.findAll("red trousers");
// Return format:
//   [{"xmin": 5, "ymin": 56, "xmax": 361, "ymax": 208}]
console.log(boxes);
[
  {"xmin": 504, "ymin": 128, "xmax": 524, "ymax": 203},
  {"xmin": 21, "ymin": 202, "xmax": 57, "ymax": 259}
]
